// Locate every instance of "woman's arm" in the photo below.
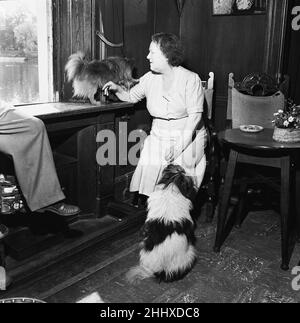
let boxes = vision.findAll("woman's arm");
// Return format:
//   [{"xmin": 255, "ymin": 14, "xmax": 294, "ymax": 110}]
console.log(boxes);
[
  {"xmin": 103, "ymin": 73, "xmax": 149, "ymax": 104},
  {"xmin": 102, "ymin": 81, "xmax": 131, "ymax": 102},
  {"xmin": 165, "ymin": 113, "xmax": 202, "ymax": 163}
]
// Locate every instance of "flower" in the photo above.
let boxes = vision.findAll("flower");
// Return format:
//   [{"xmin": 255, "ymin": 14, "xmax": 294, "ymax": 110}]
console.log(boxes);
[{"xmin": 273, "ymin": 100, "xmax": 300, "ymax": 129}]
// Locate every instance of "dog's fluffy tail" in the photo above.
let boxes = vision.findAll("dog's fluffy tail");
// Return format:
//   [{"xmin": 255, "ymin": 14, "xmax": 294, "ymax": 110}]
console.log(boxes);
[
  {"xmin": 125, "ymin": 265, "xmax": 153, "ymax": 284},
  {"xmin": 65, "ymin": 51, "xmax": 86, "ymax": 81}
]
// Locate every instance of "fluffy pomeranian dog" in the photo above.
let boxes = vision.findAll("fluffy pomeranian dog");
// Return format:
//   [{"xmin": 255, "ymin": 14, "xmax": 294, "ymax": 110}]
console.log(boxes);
[
  {"xmin": 65, "ymin": 51, "xmax": 138, "ymax": 105},
  {"xmin": 126, "ymin": 164, "xmax": 197, "ymax": 283}
]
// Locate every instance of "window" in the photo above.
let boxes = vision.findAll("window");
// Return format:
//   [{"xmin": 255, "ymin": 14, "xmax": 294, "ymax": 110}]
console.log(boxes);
[{"xmin": 0, "ymin": 0, "xmax": 54, "ymax": 107}]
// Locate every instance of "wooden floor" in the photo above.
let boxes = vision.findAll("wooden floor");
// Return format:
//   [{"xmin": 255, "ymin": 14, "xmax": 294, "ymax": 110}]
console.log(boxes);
[{"xmin": 1, "ymin": 207, "xmax": 300, "ymax": 303}]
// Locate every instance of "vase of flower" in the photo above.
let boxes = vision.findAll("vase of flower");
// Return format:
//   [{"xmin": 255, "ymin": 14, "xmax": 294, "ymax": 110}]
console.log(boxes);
[
  {"xmin": 272, "ymin": 101, "xmax": 300, "ymax": 143},
  {"xmin": 273, "ymin": 126, "xmax": 300, "ymax": 143}
]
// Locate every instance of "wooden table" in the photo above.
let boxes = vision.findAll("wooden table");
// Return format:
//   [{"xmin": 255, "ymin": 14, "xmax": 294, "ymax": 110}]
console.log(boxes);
[{"xmin": 214, "ymin": 128, "xmax": 300, "ymax": 270}]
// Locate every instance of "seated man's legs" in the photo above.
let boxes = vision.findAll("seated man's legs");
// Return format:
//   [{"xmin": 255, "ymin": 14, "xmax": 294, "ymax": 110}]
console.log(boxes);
[{"xmin": 0, "ymin": 108, "xmax": 79, "ymax": 215}]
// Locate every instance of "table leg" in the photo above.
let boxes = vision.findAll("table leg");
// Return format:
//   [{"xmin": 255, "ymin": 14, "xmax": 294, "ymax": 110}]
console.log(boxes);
[
  {"xmin": 280, "ymin": 156, "xmax": 291, "ymax": 271},
  {"xmin": 214, "ymin": 150, "xmax": 238, "ymax": 252}
]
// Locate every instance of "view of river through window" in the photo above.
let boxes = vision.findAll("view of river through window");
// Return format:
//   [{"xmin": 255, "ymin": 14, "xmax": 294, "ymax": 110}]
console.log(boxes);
[
  {"xmin": 0, "ymin": 0, "xmax": 49, "ymax": 107},
  {"xmin": 0, "ymin": 59, "xmax": 39, "ymax": 105}
]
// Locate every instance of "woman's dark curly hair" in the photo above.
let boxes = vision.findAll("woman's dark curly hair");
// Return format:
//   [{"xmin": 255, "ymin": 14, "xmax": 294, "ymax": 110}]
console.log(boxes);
[{"xmin": 151, "ymin": 33, "xmax": 184, "ymax": 67}]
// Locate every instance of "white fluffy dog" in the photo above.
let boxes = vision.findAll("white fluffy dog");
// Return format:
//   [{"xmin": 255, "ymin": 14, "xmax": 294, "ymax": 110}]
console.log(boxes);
[{"xmin": 126, "ymin": 164, "xmax": 197, "ymax": 283}]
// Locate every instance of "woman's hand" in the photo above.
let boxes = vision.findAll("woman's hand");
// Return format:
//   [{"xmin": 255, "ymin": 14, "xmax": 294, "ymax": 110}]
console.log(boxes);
[
  {"xmin": 165, "ymin": 113, "xmax": 203, "ymax": 163},
  {"xmin": 165, "ymin": 145, "xmax": 181, "ymax": 163},
  {"xmin": 102, "ymin": 81, "xmax": 131, "ymax": 102},
  {"xmin": 102, "ymin": 81, "xmax": 119, "ymax": 96}
]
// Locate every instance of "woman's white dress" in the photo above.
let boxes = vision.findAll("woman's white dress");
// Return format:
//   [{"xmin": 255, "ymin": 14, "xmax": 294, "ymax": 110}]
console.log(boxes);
[{"xmin": 128, "ymin": 66, "xmax": 207, "ymax": 196}]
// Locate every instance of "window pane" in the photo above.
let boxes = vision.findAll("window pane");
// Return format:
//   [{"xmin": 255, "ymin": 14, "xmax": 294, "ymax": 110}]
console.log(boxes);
[{"xmin": 0, "ymin": 0, "xmax": 52, "ymax": 107}]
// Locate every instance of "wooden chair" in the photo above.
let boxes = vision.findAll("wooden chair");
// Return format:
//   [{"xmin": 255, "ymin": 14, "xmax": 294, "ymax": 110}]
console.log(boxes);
[
  {"xmin": 197, "ymin": 72, "xmax": 220, "ymax": 223},
  {"xmin": 227, "ymin": 73, "xmax": 285, "ymax": 129},
  {"xmin": 202, "ymin": 72, "xmax": 214, "ymax": 121}
]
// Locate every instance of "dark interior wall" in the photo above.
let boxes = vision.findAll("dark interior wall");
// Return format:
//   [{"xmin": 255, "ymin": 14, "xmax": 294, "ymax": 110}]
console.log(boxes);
[
  {"xmin": 283, "ymin": 0, "xmax": 300, "ymax": 103},
  {"xmin": 53, "ymin": 0, "xmax": 94, "ymax": 101},
  {"xmin": 123, "ymin": 0, "xmax": 180, "ymax": 77},
  {"xmin": 180, "ymin": 1, "xmax": 266, "ymax": 93},
  {"xmin": 154, "ymin": 0, "xmax": 180, "ymax": 36},
  {"xmin": 94, "ymin": 0, "xmax": 124, "ymax": 58},
  {"xmin": 123, "ymin": 0, "xmax": 156, "ymax": 77}
]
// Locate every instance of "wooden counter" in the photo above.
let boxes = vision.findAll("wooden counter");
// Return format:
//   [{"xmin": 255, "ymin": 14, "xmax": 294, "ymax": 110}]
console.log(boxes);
[{"xmin": 15, "ymin": 101, "xmax": 138, "ymax": 216}]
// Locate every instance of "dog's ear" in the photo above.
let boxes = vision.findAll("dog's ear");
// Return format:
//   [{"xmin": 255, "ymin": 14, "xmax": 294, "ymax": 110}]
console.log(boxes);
[
  {"xmin": 175, "ymin": 175, "xmax": 196, "ymax": 200},
  {"xmin": 162, "ymin": 164, "xmax": 196, "ymax": 200}
]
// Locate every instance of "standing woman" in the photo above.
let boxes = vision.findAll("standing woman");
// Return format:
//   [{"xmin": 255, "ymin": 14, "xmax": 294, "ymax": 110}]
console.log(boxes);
[{"xmin": 103, "ymin": 32, "xmax": 207, "ymax": 198}]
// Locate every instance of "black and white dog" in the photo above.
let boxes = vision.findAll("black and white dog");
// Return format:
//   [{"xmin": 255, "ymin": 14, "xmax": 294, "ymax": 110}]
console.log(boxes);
[{"xmin": 126, "ymin": 164, "xmax": 197, "ymax": 283}]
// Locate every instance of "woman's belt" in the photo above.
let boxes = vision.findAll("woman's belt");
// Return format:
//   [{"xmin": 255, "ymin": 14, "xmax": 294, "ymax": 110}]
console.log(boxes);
[
  {"xmin": 153, "ymin": 116, "xmax": 188, "ymax": 121},
  {"xmin": 152, "ymin": 117, "xmax": 205, "ymax": 131}
]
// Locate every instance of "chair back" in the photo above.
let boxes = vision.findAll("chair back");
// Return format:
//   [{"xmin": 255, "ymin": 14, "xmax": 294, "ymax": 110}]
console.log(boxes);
[
  {"xmin": 201, "ymin": 72, "xmax": 215, "ymax": 153},
  {"xmin": 227, "ymin": 73, "xmax": 285, "ymax": 129},
  {"xmin": 202, "ymin": 72, "xmax": 214, "ymax": 121}
]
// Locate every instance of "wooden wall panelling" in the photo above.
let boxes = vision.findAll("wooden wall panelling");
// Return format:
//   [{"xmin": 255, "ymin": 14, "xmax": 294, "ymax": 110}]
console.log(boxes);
[
  {"xmin": 94, "ymin": 0, "xmax": 124, "ymax": 58},
  {"xmin": 96, "ymin": 116, "xmax": 116, "ymax": 216},
  {"xmin": 114, "ymin": 109, "xmax": 136, "ymax": 179},
  {"xmin": 77, "ymin": 124, "xmax": 97, "ymax": 216},
  {"xmin": 94, "ymin": 0, "xmax": 104, "ymax": 59},
  {"xmin": 122, "ymin": 0, "xmax": 155, "ymax": 165},
  {"xmin": 283, "ymin": 0, "xmax": 300, "ymax": 103},
  {"xmin": 54, "ymin": 0, "xmax": 73, "ymax": 101},
  {"xmin": 124, "ymin": 0, "xmax": 156, "ymax": 77},
  {"xmin": 114, "ymin": 109, "xmax": 135, "ymax": 203},
  {"xmin": 154, "ymin": 0, "xmax": 180, "ymax": 35},
  {"xmin": 53, "ymin": 0, "xmax": 69, "ymax": 100},
  {"xmin": 263, "ymin": 0, "xmax": 289, "ymax": 81},
  {"xmin": 52, "ymin": 0, "xmax": 93, "ymax": 102},
  {"xmin": 179, "ymin": 0, "xmax": 210, "ymax": 78},
  {"xmin": 76, "ymin": 112, "xmax": 118, "ymax": 216}
]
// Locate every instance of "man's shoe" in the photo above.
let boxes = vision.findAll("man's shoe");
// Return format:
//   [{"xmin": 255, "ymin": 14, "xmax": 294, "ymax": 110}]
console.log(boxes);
[{"xmin": 38, "ymin": 203, "xmax": 80, "ymax": 217}]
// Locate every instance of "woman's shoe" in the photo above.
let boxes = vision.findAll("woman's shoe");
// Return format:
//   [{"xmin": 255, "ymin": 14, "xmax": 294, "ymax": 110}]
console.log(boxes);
[{"xmin": 38, "ymin": 203, "xmax": 80, "ymax": 217}]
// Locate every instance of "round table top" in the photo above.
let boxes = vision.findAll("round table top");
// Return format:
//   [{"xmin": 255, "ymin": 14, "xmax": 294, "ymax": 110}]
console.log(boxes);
[{"xmin": 218, "ymin": 128, "xmax": 300, "ymax": 151}]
